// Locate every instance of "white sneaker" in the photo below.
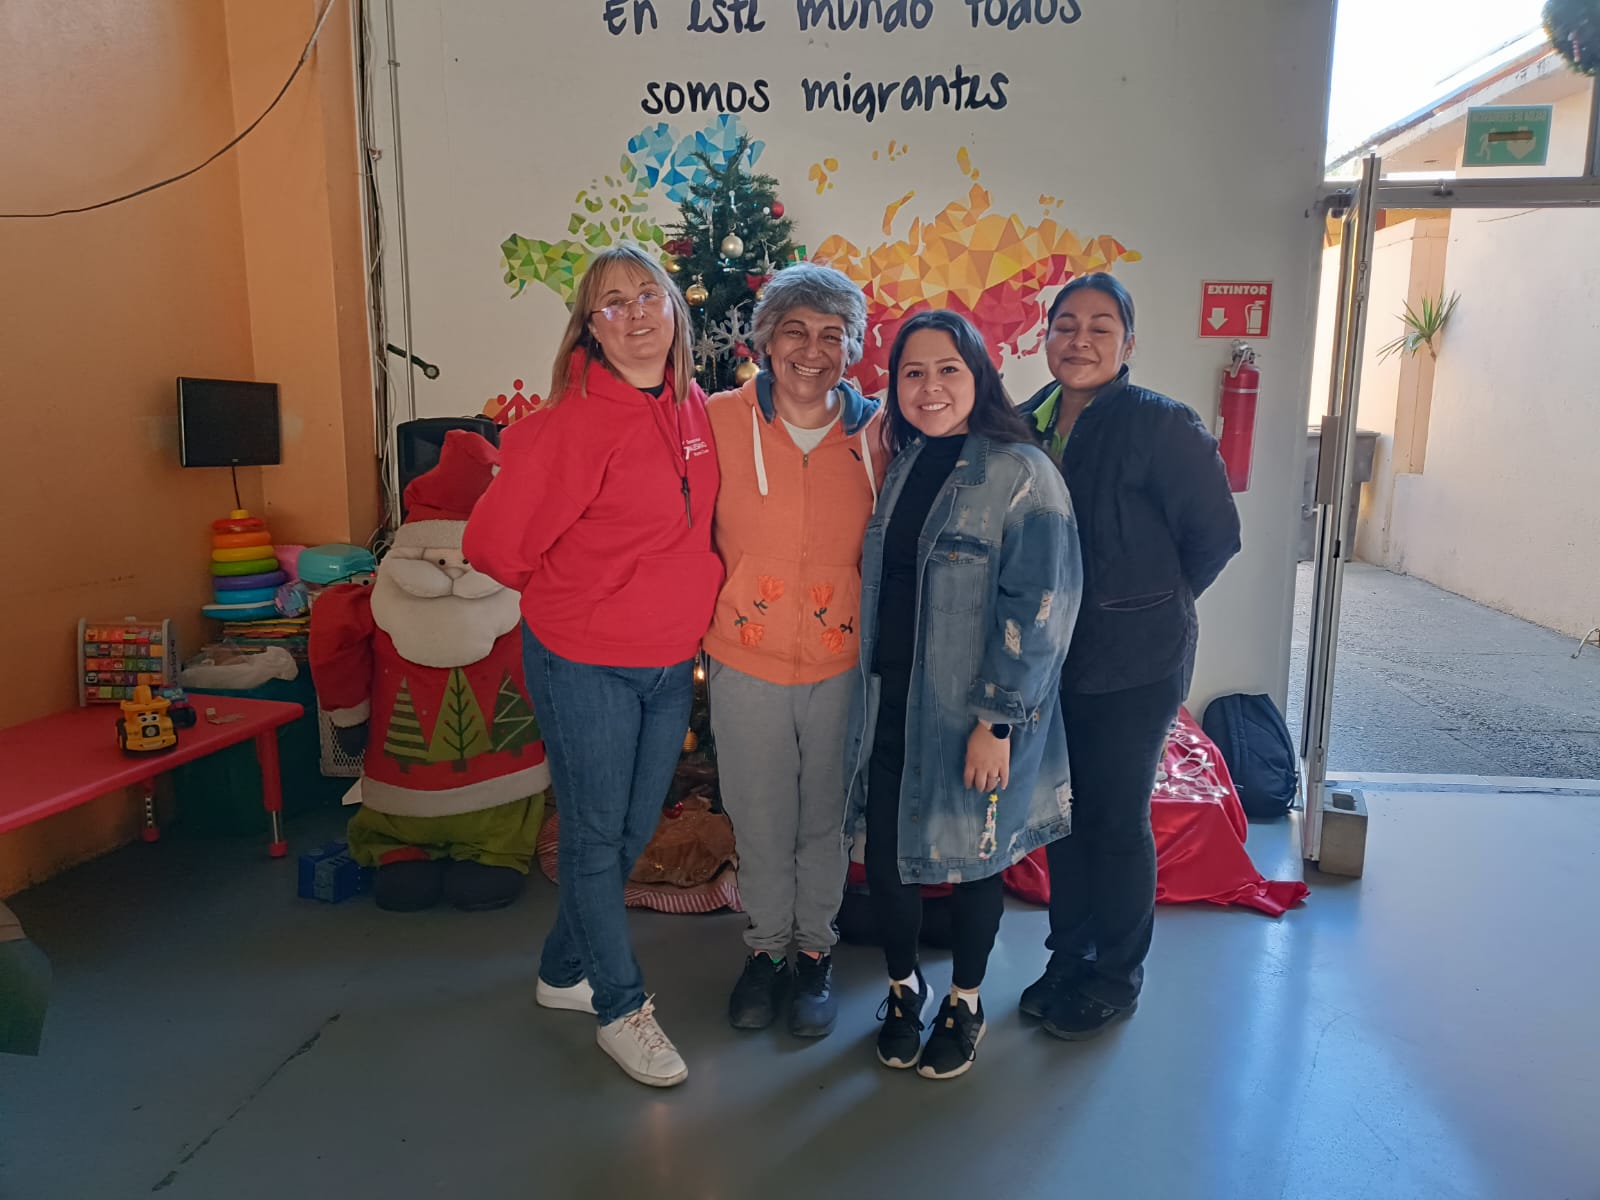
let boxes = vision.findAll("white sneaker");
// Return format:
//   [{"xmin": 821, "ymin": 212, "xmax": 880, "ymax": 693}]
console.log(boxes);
[
  {"xmin": 536, "ymin": 976, "xmax": 597, "ymax": 1014},
  {"xmin": 596, "ymin": 997, "xmax": 688, "ymax": 1088}
]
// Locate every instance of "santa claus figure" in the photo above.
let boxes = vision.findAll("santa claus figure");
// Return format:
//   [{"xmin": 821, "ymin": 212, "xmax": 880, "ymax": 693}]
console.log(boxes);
[{"xmin": 310, "ymin": 430, "xmax": 548, "ymax": 912}]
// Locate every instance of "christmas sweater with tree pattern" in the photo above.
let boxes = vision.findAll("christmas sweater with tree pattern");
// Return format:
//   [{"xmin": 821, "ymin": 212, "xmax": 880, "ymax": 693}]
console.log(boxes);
[{"xmin": 310, "ymin": 583, "xmax": 550, "ymax": 818}]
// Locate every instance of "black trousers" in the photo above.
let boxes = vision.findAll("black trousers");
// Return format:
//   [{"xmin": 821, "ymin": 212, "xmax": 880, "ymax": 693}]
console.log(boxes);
[
  {"xmin": 1045, "ymin": 671, "xmax": 1184, "ymax": 1009},
  {"xmin": 866, "ymin": 676, "xmax": 1005, "ymax": 991}
]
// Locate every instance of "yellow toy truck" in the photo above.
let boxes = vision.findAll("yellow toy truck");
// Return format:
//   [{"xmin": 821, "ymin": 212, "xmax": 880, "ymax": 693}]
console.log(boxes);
[{"xmin": 116, "ymin": 685, "xmax": 178, "ymax": 754}]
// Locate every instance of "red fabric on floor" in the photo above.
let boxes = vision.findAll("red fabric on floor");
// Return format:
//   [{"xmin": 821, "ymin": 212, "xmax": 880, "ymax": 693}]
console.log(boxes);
[{"xmin": 996, "ymin": 707, "xmax": 1308, "ymax": 916}]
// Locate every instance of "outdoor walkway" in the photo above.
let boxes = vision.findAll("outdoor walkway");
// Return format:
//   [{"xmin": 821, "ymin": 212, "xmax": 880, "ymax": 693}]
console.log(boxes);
[{"xmin": 1287, "ymin": 562, "xmax": 1600, "ymax": 779}]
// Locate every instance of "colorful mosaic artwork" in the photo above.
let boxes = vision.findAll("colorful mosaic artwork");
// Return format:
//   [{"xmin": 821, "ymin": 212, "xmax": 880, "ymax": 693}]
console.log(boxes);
[
  {"xmin": 814, "ymin": 148, "xmax": 1141, "ymax": 395},
  {"xmin": 501, "ymin": 115, "xmax": 764, "ymax": 305},
  {"xmin": 498, "ymin": 123, "xmax": 1139, "ymax": 398}
]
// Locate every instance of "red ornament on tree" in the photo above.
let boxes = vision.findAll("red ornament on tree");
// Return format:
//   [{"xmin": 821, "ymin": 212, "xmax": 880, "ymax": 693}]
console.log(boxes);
[{"xmin": 769, "ymin": 200, "xmax": 785, "ymax": 218}]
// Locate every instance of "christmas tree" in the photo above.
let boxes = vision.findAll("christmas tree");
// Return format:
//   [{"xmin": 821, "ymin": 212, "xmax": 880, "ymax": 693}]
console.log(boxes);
[
  {"xmin": 668, "ymin": 653, "xmax": 721, "ymax": 814},
  {"xmin": 664, "ymin": 135, "xmax": 798, "ymax": 392},
  {"xmin": 427, "ymin": 668, "xmax": 491, "ymax": 772},
  {"xmin": 384, "ymin": 678, "xmax": 430, "ymax": 772},
  {"xmin": 491, "ymin": 672, "xmax": 539, "ymax": 755}
]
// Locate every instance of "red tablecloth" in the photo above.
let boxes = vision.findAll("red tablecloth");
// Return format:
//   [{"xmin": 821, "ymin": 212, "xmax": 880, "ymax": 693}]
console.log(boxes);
[{"xmin": 999, "ymin": 708, "xmax": 1308, "ymax": 916}]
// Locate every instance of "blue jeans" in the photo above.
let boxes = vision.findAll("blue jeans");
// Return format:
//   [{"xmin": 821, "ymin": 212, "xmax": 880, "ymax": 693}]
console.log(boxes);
[{"xmin": 522, "ymin": 626, "xmax": 693, "ymax": 1024}]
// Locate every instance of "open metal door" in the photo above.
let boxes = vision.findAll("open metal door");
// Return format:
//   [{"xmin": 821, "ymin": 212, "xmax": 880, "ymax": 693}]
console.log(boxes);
[{"xmin": 1300, "ymin": 155, "xmax": 1380, "ymax": 864}]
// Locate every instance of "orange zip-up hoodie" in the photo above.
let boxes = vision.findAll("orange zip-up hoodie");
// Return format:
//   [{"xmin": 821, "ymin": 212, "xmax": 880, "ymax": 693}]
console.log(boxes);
[{"xmin": 703, "ymin": 373, "xmax": 890, "ymax": 686}]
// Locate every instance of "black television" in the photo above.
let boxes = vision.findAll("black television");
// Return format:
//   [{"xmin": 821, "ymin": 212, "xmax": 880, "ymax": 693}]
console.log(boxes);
[{"xmin": 177, "ymin": 377, "xmax": 282, "ymax": 467}]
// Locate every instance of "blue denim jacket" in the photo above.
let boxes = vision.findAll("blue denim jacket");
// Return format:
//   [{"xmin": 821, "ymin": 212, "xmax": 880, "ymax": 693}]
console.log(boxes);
[{"xmin": 844, "ymin": 434, "xmax": 1082, "ymax": 884}]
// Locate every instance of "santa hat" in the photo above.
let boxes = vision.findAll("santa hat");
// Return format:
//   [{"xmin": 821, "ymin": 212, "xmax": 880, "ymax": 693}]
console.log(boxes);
[{"xmin": 395, "ymin": 429, "xmax": 499, "ymax": 549}]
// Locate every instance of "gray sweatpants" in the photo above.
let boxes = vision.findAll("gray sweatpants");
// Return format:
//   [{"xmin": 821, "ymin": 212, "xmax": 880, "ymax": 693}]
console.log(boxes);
[{"xmin": 708, "ymin": 659, "xmax": 854, "ymax": 956}]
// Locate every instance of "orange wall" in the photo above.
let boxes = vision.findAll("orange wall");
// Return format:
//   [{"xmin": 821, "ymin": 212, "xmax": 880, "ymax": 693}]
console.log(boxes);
[
  {"xmin": 0, "ymin": 1, "xmax": 375, "ymax": 895},
  {"xmin": 225, "ymin": 0, "xmax": 380, "ymax": 546}
]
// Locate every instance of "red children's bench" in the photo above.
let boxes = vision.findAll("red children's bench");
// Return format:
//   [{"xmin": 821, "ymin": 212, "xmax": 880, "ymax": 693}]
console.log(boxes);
[{"xmin": 0, "ymin": 696, "xmax": 304, "ymax": 858}]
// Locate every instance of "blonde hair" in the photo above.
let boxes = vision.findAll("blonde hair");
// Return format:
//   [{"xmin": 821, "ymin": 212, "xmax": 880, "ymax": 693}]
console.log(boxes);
[{"xmin": 546, "ymin": 243, "xmax": 696, "ymax": 406}]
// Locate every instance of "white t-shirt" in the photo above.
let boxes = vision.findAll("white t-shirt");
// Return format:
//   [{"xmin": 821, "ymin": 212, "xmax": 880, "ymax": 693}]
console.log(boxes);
[{"xmin": 781, "ymin": 415, "xmax": 839, "ymax": 455}]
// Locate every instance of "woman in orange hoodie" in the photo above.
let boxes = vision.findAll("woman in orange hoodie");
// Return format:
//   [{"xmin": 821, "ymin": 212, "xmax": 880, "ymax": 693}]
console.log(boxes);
[
  {"xmin": 703, "ymin": 263, "xmax": 889, "ymax": 1039},
  {"xmin": 464, "ymin": 244, "xmax": 723, "ymax": 1088}
]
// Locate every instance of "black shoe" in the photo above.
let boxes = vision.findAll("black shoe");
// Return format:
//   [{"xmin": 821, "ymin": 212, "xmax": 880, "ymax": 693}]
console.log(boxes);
[
  {"xmin": 1019, "ymin": 956, "xmax": 1088, "ymax": 1019},
  {"xmin": 789, "ymin": 953, "xmax": 838, "ymax": 1038},
  {"xmin": 442, "ymin": 860, "xmax": 525, "ymax": 912},
  {"xmin": 918, "ymin": 995, "xmax": 986, "ymax": 1080},
  {"xmin": 728, "ymin": 953, "xmax": 789, "ymax": 1030},
  {"xmin": 1041, "ymin": 988, "xmax": 1138, "ymax": 1041},
  {"xmin": 875, "ymin": 970, "xmax": 934, "ymax": 1069},
  {"xmin": 374, "ymin": 859, "xmax": 445, "ymax": 912}
]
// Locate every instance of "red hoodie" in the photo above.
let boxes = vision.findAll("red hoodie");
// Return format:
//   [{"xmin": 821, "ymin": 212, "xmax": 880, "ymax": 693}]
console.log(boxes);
[{"xmin": 463, "ymin": 358, "xmax": 723, "ymax": 668}]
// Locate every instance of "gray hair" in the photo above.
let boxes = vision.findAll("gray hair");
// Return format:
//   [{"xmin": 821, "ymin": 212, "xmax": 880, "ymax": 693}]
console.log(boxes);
[{"xmin": 750, "ymin": 263, "xmax": 868, "ymax": 367}]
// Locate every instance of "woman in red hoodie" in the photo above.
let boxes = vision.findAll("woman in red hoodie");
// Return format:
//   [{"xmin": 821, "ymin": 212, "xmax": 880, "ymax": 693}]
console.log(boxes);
[{"xmin": 464, "ymin": 244, "xmax": 723, "ymax": 1089}]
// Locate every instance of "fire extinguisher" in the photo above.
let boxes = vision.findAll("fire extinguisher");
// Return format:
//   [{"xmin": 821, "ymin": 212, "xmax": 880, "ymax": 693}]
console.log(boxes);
[{"xmin": 1218, "ymin": 340, "xmax": 1259, "ymax": 493}]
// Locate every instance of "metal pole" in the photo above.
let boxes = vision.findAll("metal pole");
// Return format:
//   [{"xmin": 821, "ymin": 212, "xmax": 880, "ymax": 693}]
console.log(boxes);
[
  {"xmin": 1318, "ymin": 176, "xmax": 1600, "ymax": 212},
  {"xmin": 383, "ymin": 0, "xmax": 418, "ymax": 424},
  {"xmin": 1587, "ymin": 74, "xmax": 1600, "ymax": 178},
  {"xmin": 1302, "ymin": 154, "xmax": 1381, "ymax": 863}
]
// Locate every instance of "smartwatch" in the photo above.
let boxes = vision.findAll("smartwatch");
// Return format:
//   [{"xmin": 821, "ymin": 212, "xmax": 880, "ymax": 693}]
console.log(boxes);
[{"xmin": 988, "ymin": 723, "xmax": 1012, "ymax": 740}]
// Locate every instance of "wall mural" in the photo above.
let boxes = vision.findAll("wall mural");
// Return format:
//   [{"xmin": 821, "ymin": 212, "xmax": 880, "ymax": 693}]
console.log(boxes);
[{"xmin": 486, "ymin": 113, "xmax": 1137, "ymax": 415}]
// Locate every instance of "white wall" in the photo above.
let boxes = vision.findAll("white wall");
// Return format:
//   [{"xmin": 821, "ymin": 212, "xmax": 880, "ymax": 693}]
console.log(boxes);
[
  {"xmin": 1391, "ymin": 200, "xmax": 1600, "ymax": 638},
  {"xmin": 1312, "ymin": 86, "xmax": 1600, "ymax": 638},
  {"xmin": 1307, "ymin": 216, "xmax": 1449, "ymax": 567},
  {"xmin": 369, "ymin": 0, "xmax": 1337, "ymax": 710}
]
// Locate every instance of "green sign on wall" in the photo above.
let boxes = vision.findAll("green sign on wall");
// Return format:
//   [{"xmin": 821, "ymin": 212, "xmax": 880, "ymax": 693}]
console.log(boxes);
[{"xmin": 1463, "ymin": 105, "xmax": 1553, "ymax": 167}]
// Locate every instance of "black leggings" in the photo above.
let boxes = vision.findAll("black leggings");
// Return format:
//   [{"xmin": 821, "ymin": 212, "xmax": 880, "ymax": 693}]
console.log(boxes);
[
  {"xmin": 865, "ymin": 681, "xmax": 1005, "ymax": 990},
  {"xmin": 1044, "ymin": 671, "xmax": 1184, "ymax": 1008}
]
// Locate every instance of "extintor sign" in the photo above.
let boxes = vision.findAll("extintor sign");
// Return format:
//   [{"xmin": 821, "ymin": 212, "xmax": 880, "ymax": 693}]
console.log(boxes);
[{"xmin": 1199, "ymin": 281, "xmax": 1274, "ymax": 339}]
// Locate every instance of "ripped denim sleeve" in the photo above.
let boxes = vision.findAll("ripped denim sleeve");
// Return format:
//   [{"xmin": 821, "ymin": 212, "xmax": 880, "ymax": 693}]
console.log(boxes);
[{"xmin": 967, "ymin": 507, "xmax": 1083, "ymax": 726}]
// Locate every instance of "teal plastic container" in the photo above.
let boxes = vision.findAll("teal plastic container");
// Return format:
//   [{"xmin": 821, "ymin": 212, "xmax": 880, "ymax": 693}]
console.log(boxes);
[{"xmin": 172, "ymin": 673, "xmax": 348, "ymax": 836}]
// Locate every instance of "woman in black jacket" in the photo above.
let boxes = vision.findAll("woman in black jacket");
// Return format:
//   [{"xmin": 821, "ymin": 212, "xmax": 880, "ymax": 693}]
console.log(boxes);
[{"xmin": 1017, "ymin": 274, "xmax": 1241, "ymax": 1040}]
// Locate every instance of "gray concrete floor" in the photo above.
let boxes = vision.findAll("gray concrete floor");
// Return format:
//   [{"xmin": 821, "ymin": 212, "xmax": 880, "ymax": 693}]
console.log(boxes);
[
  {"xmin": 1288, "ymin": 562, "xmax": 1600, "ymax": 779},
  {"xmin": 4, "ymin": 796, "xmax": 1599, "ymax": 1200}
]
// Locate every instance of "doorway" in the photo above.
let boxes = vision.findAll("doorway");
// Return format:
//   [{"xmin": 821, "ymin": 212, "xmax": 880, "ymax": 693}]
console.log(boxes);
[{"xmin": 1298, "ymin": 138, "xmax": 1600, "ymax": 859}]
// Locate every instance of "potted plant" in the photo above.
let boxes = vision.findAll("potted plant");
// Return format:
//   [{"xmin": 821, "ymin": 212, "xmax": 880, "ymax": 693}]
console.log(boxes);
[
  {"xmin": 1544, "ymin": 0, "xmax": 1600, "ymax": 76},
  {"xmin": 1376, "ymin": 291, "xmax": 1459, "ymax": 363}
]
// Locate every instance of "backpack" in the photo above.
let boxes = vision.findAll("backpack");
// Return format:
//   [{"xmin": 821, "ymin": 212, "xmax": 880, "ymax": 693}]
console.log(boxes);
[{"xmin": 1201, "ymin": 693, "xmax": 1298, "ymax": 819}]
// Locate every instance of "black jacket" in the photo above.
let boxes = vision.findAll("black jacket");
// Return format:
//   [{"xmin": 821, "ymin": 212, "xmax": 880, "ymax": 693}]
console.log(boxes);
[{"xmin": 1019, "ymin": 367, "xmax": 1241, "ymax": 695}]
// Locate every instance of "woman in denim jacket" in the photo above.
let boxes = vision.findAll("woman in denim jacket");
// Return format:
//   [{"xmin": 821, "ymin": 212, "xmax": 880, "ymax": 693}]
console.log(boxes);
[{"xmin": 843, "ymin": 310, "xmax": 1082, "ymax": 1080}]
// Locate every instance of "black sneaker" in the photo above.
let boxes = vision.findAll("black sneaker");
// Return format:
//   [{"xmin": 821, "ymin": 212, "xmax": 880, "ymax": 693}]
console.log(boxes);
[
  {"xmin": 789, "ymin": 953, "xmax": 838, "ymax": 1038},
  {"xmin": 1041, "ymin": 989, "xmax": 1138, "ymax": 1041},
  {"xmin": 918, "ymin": 995, "xmax": 986, "ymax": 1080},
  {"xmin": 1019, "ymin": 957, "xmax": 1086, "ymax": 1020},
  {"xmin": 728, "ymin": 953, "xmax": 789, "ymax": 1030},
  {"xmin": 875, "ymin": 969, "xmax": 933, "ymax": 1069}
]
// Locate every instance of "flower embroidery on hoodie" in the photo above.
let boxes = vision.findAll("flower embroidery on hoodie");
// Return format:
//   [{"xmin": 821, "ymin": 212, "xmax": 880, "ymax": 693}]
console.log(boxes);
[
  {"xmin": 811, "ymin": 582, "xmax": 834, "ymax": 627},
  {"xmin": 755, "ymin": 576, "xmax": 785, "ymax": 613},
  {"xmin": 734, "ymin": 576, "xmax": 785, "ymax": 636},
  {"xmin": 810, "ymin": 582, "xmax": 855, "ymax": 655}
]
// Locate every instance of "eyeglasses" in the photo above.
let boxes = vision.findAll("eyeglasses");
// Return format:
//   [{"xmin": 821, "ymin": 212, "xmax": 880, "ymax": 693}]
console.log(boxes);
[{"xmin": 590, "ymin": 290, "xmax": 668, "ymax": 322}]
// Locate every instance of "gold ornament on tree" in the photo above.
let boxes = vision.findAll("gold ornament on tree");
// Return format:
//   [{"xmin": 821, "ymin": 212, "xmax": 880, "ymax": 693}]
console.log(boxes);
[
  {"xmin": 663, "ymin": 256, "xmax": 682, "ymax": 275},
  {"xmin": 683, "ymin": 729, "xmax": 699, "ymax": 753},
  {"xmin": 720, "ymin": 232, "xmax": 745, "ymax": 258},
  {"xmin": 734, "ymin": 360, "xmax": 759, "ymax": 385},
  {"xmin": 685, "ymin": 277, "xmax": 709, "ymax": 307}
]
